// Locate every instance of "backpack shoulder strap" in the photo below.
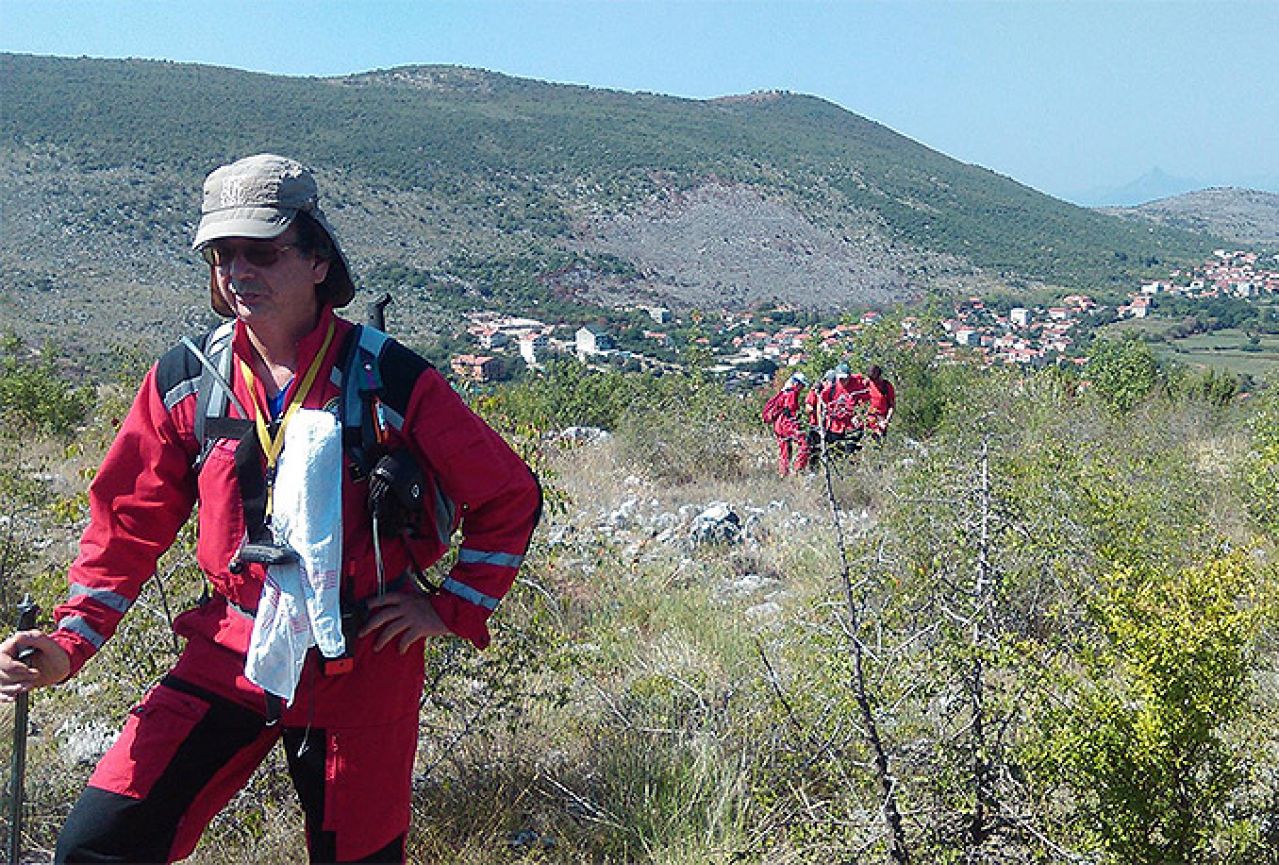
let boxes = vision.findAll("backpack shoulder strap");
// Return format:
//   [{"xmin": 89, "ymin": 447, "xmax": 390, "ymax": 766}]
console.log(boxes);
[
  {"xmin": 340, "ymin": 324, "xmax": 385, "ymax": 431},
  {"xmin": 337, "ymin": 326, "xmax": 457, "ymax": 545},
  {"xmin": 336, "ymin": 323, "xmax": 433, "ymax": 464},
  {"xmin": 191, "ymin": 319, "xmax": 240, "ymax": 452}
]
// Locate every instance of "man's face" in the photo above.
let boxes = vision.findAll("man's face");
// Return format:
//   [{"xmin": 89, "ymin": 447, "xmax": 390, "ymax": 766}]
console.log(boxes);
[{"xmin": 206, "ymin": 229, "xmax": 329, "ymax": 332}]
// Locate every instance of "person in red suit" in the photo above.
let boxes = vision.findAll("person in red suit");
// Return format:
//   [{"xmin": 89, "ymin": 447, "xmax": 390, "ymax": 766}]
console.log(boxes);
[
  {"xmin": 763, "ymin": 372, "xmax": 810, "ymax": 476},
  {"xmin": 863, "ymin": 364, "xmax": 897, "ymax": 440},
  {"xmin": 0, "ymin": 154, "xmax": 542, "ymax": 864}
]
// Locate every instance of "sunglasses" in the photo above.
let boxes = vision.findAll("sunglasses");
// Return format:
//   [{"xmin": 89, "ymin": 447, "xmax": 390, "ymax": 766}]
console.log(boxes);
[{"xmin": 200, "ymin": 240, "xmax": 299, "ymax": 269}]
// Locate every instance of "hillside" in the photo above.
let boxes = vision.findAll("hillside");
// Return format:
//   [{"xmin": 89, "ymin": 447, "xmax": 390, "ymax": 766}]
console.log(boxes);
[
  {"xmin": 1100, "ymin": 187, "xmax": 1279, "ymax": 247},
  {"xmin": 0, "ymin": 54, "xmax": 1220, "ymax": 360}
]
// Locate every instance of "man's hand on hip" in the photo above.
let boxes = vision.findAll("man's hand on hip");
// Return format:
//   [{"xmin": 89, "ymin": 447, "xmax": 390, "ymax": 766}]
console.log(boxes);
[{"xmin": 360, "ymin": 593, "xmax": 450, "ymax": 654}]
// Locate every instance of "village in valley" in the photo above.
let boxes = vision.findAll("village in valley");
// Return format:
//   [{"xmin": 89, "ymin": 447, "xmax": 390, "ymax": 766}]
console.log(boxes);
[{"xmin": 448, "ymin": 249, "xmax": 1279, "ymax": 386}]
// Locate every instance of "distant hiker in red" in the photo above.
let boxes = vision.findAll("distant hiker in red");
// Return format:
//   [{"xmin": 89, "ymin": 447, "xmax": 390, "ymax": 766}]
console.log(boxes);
[
  {"xmin": 827, "ymin": 363, "xmax": 870, "ymax": 440},
  {"xmin": 863, "ymin": 364, "xmax": 896, "ymax": 440},
  {"xmin": 763, "ymin": 372, "xmax": 811, "ymax": 476},
  {"xmin": 804, "ymin": 370, "xmax": 833, "ymax": 431},
  {"xmin": 807, "ymin": 363, "xmax": 868, "ymax": 455}
]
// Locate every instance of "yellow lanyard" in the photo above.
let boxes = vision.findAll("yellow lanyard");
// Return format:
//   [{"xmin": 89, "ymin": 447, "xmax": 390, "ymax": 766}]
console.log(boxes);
[{"xmin": 238, "ymin": 319, "xmax": 336, "ymax": 522}]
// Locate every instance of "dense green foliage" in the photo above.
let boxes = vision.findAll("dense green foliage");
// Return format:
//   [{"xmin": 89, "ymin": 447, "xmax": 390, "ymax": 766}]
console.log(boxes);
[
  {"xmin": 1085, "ymin": 335, "xmax": 1163, "ymax": 411},
  {"xmin": 1157, "ymin": 295, "xmax": 1279, "ymax": 335},
  {"xmin": 1034, "ymin": 556, "xmax": 1267, "ymax": 864},
  {"xmin": 1, "ymin": 53, "xmax": 1217, "ymax": 295},
  {"xmin": 0, "ymin": 335, "xmax": 94, "ymax": 436}
]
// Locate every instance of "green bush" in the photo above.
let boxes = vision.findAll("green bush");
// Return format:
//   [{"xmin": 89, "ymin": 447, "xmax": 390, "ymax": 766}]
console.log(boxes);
[
  {"xmin": 0, "ymin": 336, "xmax": 94, "ymax": 437},
  {"xmin": 479, "ymin": 359, "xmax": 647, "ymax": 432},
  {"xmin": 613, "ymin": 373, "xmax": 761, "ymax": 485},
  {"xmin": 1086, "ymin": 335, "xmax": 1162, "ymax": 413},
  {"xmin": 1029, "ymin": 555, "xmax": 1271, "ymax": 865}
]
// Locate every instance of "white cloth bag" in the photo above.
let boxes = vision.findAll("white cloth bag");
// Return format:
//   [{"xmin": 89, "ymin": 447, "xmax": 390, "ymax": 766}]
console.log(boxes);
[{"xmin": 244, "ymin": 408, "xmax": 346, "ymax": 704}]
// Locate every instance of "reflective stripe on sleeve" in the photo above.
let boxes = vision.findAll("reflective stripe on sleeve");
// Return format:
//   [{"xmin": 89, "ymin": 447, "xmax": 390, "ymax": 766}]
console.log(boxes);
[
  {"xmin": 440, "ymin": 578, "xmax": 500, "ymax": 611},
  {"xmin": 457, "ymin": 548, "xmax": 524, "ymax": 569},
  {"xmin": 58, "ymin": 616, "xmax": 106, "ymax": 649},
  {"xmin": 163, "ymin": 377, "xmax": 200, "ymax": 411},
  {"xmin": 69, "ymin": 584, "xmax": 134, "ymax": 614}
]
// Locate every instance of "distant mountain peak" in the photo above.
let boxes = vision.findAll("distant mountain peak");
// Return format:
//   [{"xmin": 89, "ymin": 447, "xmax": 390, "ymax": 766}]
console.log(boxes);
[
  {"xmin": 1075, "ymin": 166, "xmax": 1202, "ymax": 207},
  {"xmin": 1099, "ymin": 187, "xmax": 1279, "ymax": 246}
]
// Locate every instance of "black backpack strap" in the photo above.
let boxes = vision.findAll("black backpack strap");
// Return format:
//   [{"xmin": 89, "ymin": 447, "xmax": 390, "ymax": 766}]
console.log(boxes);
[
  {"xmin": 233, "ymin": 424, "xmax": 270, "ymax": 542},
  {"xmin": 185, "ymin": 321, "xmax": 239, "ymax": 471},
  {"xmin": 336, "ymin": 326, "xmax": 460, "ymax": 546}
]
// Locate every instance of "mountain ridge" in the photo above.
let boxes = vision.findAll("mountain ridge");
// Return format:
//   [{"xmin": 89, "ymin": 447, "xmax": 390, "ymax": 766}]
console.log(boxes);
[
  {"xmin": 0, "ymin": 53, "xmax": 1229, "ymax": 360},
  {"xmin": 1098, "ymin": 187, "xmax": 1279, "ymax": 247}
]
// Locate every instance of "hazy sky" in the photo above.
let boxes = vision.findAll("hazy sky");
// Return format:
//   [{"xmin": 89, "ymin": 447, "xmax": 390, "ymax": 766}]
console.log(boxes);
[{"xmin": 3, "ymin": 0, "xmax": 1276, "ymax": 203}]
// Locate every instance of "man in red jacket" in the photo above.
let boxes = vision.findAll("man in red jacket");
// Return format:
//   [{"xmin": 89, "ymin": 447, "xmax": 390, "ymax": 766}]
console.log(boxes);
[
  {"xmin": 763, "ymin": 372, "xmax": 810, "ymax": 476},
  {"xmin": 863, "ymin": 364, "xmax": 897, "ymax": 440},
  {"xmin": 806, "ymin": 363, "xmax": 869, "ymax": 457},
  {"xmin": 0, "ymin": 154, "xmax": 541, "ymax": 864},
  {"xmin": 825, "ymin": 363, "xmax": 870, "ymax": 447}
]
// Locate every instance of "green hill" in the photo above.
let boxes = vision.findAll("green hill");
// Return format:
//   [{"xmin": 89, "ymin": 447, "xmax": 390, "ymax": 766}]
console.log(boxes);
[{"xmin": 0, "ymin": 53, "xmax": 1219, "ymax": 357}]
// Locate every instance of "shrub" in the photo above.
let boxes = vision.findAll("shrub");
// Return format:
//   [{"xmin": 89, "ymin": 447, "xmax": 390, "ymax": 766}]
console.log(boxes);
[
  {"xmin": 0, "ymin": 336, "xmax": 94, "ymax": 437},
  {"xmin": 1029, "ymin": 555, "xmax": 1272, "ymax": 864},
  {"xmin": 1085, "ymin": 335, "xmax": 1161, "ymax": 413}
]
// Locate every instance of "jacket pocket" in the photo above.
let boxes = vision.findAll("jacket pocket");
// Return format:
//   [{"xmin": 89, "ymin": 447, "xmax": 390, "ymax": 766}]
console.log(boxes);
[{"xmin": 323, "ymin": 713, "xmax": 419, "ymax": 860}]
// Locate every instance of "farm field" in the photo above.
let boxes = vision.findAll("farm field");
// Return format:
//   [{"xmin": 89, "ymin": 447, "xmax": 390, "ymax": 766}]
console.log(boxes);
[
  {"xmin": 1161, "ymin": 328, "xmax": 1279, "ymax": 379},
  {"xmin": 1104, "ymin": 319, "xmax": 1279, "ymax": 380}
]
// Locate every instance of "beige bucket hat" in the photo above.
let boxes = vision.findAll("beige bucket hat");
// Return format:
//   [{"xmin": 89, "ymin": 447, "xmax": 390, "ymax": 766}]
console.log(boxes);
[{"xmin": 193, "ymin": 153, "xmax": 355, "ymax": 315}]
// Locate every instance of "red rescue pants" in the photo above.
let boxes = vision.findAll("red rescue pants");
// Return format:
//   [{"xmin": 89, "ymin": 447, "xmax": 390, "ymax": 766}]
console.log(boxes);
[
  {"xmin": 56, "ymin": 624, "xmax": 425, "ymax": 864},
  {"xmin": 775, "ymin": 432, "xmax": 811, "ymax": 476}
]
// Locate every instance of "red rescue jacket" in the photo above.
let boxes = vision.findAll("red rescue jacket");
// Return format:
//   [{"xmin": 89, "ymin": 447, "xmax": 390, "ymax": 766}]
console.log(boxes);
[
  {"xmin": 765, "ymin": 386, "xmax": 804, "ymax": 438},
  {"xmin": 51, "ymin": 310, "xmax": 541, "ymax": 679},
  {"xmin": 825, "ymin": 375, "xmax": 870, "ymax": 435}
]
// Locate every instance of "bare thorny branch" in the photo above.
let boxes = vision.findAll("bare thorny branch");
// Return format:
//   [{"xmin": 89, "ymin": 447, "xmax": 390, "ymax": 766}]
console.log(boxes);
[
  {"xmin": 966, "ymin": 437, "xmax": 999, "ymax": 858},
  {"xmin": 818, "ymin": 444, "xmax": 912, "ymax": 865}
]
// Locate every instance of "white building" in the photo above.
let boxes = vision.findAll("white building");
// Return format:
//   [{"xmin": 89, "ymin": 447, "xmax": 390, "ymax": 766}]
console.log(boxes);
[
  {"xmin": 575, "ymin": 325, "xmax": 614, "ymax": 357},
  {"xmin": 477, "ymin": 328, "xmax": 510, "ymax": 350},
  {"xmin": 519, "ymin": 332, "xmax": 549, "ymax": 366}
]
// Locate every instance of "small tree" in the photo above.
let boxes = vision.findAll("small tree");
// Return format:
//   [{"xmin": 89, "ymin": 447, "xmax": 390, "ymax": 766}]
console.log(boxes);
[
  {"xmin": 1085, "ymin": 336, "xmax": 1161, "ymax": 413},
  {"xmin": 1031, "ymin": 555, "xmax": 1270, "ymax": 864}
]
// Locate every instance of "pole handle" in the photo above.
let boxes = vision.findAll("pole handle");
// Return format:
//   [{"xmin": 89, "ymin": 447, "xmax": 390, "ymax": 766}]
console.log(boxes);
[{"xmin": 15, "ymin": 596, "xmax": 37, "ymax": 631}]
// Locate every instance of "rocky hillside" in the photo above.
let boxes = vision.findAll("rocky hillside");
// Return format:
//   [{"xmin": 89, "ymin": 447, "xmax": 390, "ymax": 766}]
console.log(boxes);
[
  {"xmin": 0, "ymin": 54, "xmax": 1220, "ymax": 364},
  {"xmin": 1100, "ymin": 187, "xmax": 1279, "ymax": 247}
]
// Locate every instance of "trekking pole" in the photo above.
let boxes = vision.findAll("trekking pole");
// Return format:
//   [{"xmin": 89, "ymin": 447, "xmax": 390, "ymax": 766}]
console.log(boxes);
[{"xmin": 7, "ymin": 594, "xmax": 39, "ymax": 865}]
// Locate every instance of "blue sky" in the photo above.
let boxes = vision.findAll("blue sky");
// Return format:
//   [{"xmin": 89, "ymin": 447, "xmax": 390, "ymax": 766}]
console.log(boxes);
[{"xmin": 3, "ymin": 0, "xmax": 1276, "ymax": 203}]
